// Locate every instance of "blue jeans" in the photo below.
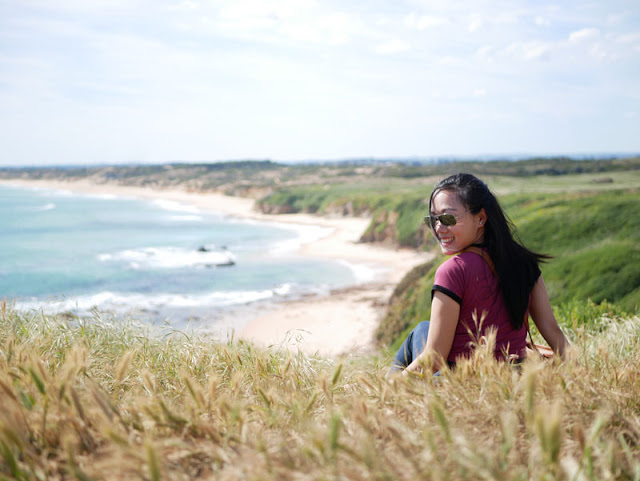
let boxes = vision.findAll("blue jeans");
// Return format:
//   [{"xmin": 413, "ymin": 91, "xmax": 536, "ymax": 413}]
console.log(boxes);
[{"xmin": 391, "ymin": 321, "xmax": 430, "ymax": 372}]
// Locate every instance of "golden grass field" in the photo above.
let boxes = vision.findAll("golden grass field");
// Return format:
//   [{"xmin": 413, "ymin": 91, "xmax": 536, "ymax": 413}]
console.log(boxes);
[{"xmin": 1, "ymin": 300, "xmax": 640, "ymax": 481}]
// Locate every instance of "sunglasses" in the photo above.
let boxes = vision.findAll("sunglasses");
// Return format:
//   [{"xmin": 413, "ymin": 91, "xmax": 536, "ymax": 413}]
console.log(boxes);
[{"xmin": 423, "ymin": 210, "xmax": 469, "ymax": 229}]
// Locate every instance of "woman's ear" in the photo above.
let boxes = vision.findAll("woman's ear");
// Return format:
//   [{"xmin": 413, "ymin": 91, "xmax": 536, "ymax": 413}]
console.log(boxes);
[{"xmin": 477, "ymin": 208, "xmax": 487, "ymax": 227}]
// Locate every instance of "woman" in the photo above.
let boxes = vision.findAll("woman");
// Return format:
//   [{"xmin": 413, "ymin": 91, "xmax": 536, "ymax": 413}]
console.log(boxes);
[{"xmin": 393, "ymin": 173, "xmax": 568, "ymax": 375}]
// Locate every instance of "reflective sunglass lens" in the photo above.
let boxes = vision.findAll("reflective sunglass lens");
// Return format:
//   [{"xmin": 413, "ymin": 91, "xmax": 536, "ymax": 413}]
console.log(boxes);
[
  {"xmin": 440, "ymin": 214, "xmax": 456, "ymax": 226},
  {"xmin": 424, "ymin": 214, "xmax": 457, "ymax": 228}
]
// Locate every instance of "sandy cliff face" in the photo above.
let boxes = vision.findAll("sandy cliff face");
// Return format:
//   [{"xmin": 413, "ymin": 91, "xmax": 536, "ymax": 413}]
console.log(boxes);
[
  {"xmin": 358, "ymin": 209, "xmax": 431, "ymax": 248},
  {"xmin": 359, "ymin": 210, "xmax": 399, "ymax": 245},
  {"xmin": 256, "ymin": 202, "xmax": 298, "ymax": 214}
]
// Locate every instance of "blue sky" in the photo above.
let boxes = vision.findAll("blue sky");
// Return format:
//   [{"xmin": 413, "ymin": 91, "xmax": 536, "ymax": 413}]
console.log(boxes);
[{"xmin": 1, "ymin": 0, "xmax": 639, "ymax": 166}]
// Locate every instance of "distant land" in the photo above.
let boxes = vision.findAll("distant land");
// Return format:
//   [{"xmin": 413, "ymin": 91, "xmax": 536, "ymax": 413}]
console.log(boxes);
[{"xmin": 1, "ymin": 151, "xmax": 639, "ymax": 169}]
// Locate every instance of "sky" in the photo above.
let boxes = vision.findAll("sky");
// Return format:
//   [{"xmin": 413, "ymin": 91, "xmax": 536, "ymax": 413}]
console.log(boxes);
[{"xmin": 1, "ymin": 0, "xmax": 639, "ymax": 166}]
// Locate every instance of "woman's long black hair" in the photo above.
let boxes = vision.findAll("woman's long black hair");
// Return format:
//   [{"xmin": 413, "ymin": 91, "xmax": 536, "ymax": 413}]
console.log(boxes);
[{"xmin": 429, "ymin": 173, "xmax": 550, "ymax": 330}]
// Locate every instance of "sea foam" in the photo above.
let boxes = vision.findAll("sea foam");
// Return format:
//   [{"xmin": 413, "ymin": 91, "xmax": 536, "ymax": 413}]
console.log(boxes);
[
  {"xmin": 151, "ymin": 199, "xmax": 201, "ymax": 214},
  {"xmin": 337, "ymin": 260, "xmax": 386, "ymax": 284},
  {"xmin": 98, "ymin": 246, "xmax": 236, "ymax": 269},
  {"xmin": 268, "ymin": 224, "xmax": 334, "ymax": 254},
  {"xmin": 14, "ymin": 287, "xmax": 285, "ymax": 315},
  {"xmin": 31, "ymin": 203, "xmax": 56, "ymax": 211}
]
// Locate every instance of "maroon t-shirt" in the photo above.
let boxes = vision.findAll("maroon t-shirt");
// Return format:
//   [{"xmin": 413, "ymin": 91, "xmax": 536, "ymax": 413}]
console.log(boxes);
[{"xmin": 432, "ymin": 250, "xmax": 529, "ymax": 363}]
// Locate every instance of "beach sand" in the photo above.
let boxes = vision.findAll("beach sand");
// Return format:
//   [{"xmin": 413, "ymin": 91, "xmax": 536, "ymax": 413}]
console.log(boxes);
[{"xmin": 1, "ymin": 178, "xmax": 434, "ymax": 357}]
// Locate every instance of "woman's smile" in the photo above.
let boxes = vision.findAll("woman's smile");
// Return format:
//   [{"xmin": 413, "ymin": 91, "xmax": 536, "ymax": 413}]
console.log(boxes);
[{"xmin": 438, "ymin": 236, "xmax": 454, "ymax": 246}]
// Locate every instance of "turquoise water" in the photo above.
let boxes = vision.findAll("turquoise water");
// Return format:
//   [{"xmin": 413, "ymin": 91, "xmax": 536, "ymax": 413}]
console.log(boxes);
[{"xmin": 0, "ymin": 184, "xmax": 361, "ymax": 329}]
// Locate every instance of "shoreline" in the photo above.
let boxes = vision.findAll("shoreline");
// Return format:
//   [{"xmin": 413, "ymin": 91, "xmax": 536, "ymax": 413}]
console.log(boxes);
[{"xmin": 1, "ymin": 178, "xmax": 433, "ymax": 357}]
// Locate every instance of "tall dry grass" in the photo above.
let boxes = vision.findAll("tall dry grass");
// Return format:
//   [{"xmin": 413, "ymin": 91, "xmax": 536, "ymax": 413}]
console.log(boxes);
[{"xmin": 1, "ymin": 301, "xmax": 639, "ymax": 480}]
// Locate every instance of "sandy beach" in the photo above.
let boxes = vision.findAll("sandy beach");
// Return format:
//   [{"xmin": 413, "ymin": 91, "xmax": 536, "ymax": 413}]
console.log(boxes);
[{"xmin": 1, "ymin": 178, "xmax": 433, "ymax": 357}]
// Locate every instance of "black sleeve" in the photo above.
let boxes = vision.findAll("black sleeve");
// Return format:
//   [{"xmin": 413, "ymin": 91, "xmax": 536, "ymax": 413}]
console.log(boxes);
[{"xmin": 432, "ymin": 284, "xmax": 462, "ymax": 305}]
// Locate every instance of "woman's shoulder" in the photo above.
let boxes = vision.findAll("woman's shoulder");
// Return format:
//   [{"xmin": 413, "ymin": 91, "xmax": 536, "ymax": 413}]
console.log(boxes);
[
  {"xmin": 436, "ymin": 250, "xmax": 486, "ymax": 276},
  {"xmin": 444, "ymin": 250, "xmax": 486, "ymax": 267}
]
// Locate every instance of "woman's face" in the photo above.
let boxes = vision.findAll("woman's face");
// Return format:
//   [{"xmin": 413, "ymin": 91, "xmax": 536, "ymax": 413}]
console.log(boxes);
[{"xmin": 430, "ymin": 189, "xmax": 486, "ymax": 255}]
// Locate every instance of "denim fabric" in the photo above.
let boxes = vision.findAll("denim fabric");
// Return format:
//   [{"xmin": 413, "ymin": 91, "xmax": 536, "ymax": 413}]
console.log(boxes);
[{"xmin": 391, "ymin": 320, "xmax": 430, "ymax": 371}]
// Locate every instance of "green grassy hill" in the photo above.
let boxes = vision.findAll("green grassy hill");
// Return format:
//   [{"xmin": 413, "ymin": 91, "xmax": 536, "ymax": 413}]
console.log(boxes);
[{"xmin": 504, "ymin": 189, "xmax": 640, "ymax": 310}]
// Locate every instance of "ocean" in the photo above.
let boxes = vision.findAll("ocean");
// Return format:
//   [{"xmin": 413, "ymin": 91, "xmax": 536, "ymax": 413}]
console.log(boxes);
[{"xmin": 0, "ymin": 184, "xmax": 369, "ymax": 332}]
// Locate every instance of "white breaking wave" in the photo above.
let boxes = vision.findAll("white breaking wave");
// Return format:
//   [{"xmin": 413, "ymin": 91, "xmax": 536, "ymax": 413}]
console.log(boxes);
[
  {"xmin": 167, "ymin": 214, "xmax": 204, "ymax": 222},
  {"xmin": 40, "ymin": 188, "xmax": 73, "ymax": 198},
  {"xmin": 88, "ymin": 193, "xmax": 121, "ymax": 200},
  {"xmin": 268, "ymin": 224, "xmax": 334, "ymax": 254},
  {"xmin": 44, "ymin": 189, "xmax": 128, "ymax": 201},
  {"xmin": 14, "ymin": 287, "xmax": 284, "ymax": 315},
  {"xmin": 337, "ymin": 260, "xmax": 386, "ymax": 284},
  {"xmin": 98, "ymin": 246, "xmax": 236, "ymax": 269},
  {"xmin": 151, "ymin": 199, "xmax": 200, "ymax": 214},
  {"xmin": 272, "ymin": 283, "xmax": 293, "ymax": 296},
  {"xmin": 32, "ymin": 203, "xmax": 56, "ymax": 211}
]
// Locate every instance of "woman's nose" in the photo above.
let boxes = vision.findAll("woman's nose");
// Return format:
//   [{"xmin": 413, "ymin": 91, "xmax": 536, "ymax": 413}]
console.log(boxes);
[{"xmin": 435, "ymin": 221, "xmax": 448, "ymax": 233}]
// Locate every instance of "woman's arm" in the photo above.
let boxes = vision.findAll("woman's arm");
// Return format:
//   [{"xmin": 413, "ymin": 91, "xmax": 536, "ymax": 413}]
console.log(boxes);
[
  {"xmin": 528, "ymin": 276, "xmax": 568, "ymax": 357},
  {"xmin": 403, "ymin": 291, "xmax": 459, "ymax": 375}
]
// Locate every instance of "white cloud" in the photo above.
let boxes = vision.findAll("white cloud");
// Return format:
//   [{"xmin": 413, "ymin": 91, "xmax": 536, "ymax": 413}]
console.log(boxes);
[
  {"xmin": 615, "ymin": 32, "xmax": 640, "ymax": 43},
  {"xmin": 606, "ymin": 12, "xmax": 628, "ymax": 26},
  {"xmin": 375, "ymin": 39, "xmax": 411, "ymax": 55},
  {"xmin": 217, "ymin": 0, "xmax": 317, "ymax": 22},
  {"xmin": 468, "ymin": 15, "xmax": 483, "ymax": 33},
  {"xmin": 569, "ymin": 28, "xmax": 600, "ymax": 44},
  {"xmin": 207, "ymin": 1, "xmax": 366, "ymax": 48},
  {"xmin": 15, "ymin": 0, "xmax": 134, "ymax": 12},
  {"xmin": 436, "ymin": 56, "xmax": 459, "ymax": 65},
  {"xmin": 168, "ymin": 1, "xmax": 198, "ymax": 11},
  {"xmin": 587, "ymin": 43, "xmax": 609, "ymax": 61},
  {"xmin": 404, "ymin": 13, "xmax": 449, "ymax": 30},
  {"xmin": 475, "ymin": 46, "xmax": 493, "ymax": 61},
  {"xmin": 312, "ymin": 12, "xmax": 358, "ymax": 45},
  {"xmin": 524, "ymin": 42, "xmax": 552, "ymax": 60},
  {"xmin": 534, "ymin": 16, "xmax": 550, "ymax": 27},
  {"xmin": 492, "ymin": 12, "xmax": 521, "ymax": 25},
  {"xmin": 467, "ymin": 10, "xmax": 519, "ymax": 33},
  {"xmin": 565, "ymin": 28, "xmax": 636, "ymax": 61},
  {"xmin": 373, "ymin": 15, "xmax": 389, "ymax": 27},
  {"xmin": 504, "ymin": 41, "xmax": 553, "ymax": 61}
]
